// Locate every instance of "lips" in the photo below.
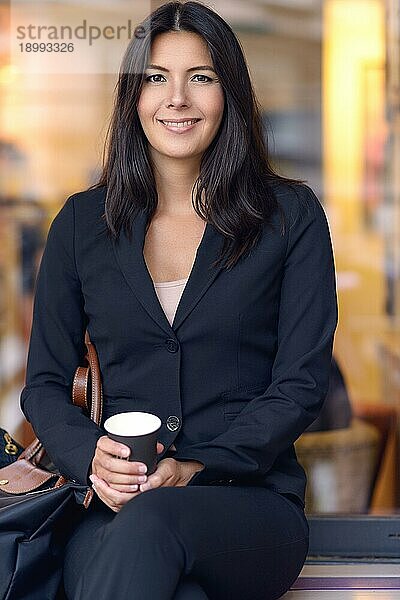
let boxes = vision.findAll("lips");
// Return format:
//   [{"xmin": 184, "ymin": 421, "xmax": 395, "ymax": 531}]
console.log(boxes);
[
  {"xmin": 157, "ymin": 119, "xmax": 201, "ymax": 135},
  {"xmin": 157, "ymin": 118, "xmax": 201, "ymax": 133}
]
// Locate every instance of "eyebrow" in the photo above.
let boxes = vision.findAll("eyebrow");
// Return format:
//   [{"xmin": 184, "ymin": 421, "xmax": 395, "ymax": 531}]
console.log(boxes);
[{"xmin": 146, "ymin": 64, "xmax": 216, "ymax": 74}]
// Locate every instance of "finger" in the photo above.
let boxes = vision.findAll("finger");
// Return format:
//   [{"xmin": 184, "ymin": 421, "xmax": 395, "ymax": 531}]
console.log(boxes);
[
  {"xmin": 108, "ymin": 481, "xmax": 140, "ymax": 493},
  {"xmin": 91, "ymin": 472, "xmax": 142, "ymax": 492},
  {"xmin": 140, "ymin": 473, "xmax": 164, "ymax": 492},
  {"xmin": 105, "ymin": 470, "xmax": 148, "ymax": 487},
  {"xmin": 140, "ymin": 459, "xmax": 174, "ymax": 492},
  {"xmin": 98, "ymin": 437, "xmax": 163, "ymax": 461},
  {"xmin": 91, "ymin": 475, "xmax": 139, "ymax": 505},
  {"xmin": 91, "ymin": 479, "xmax": 118, "ymax": 512},
  {"xmin": 97, "ymin": 454, "xmax": 148, "ymax": 477},
  {"xmin": 97, "ymin": 435, "xmax": 131, "ymax": 459},
  {"xmin": 103, "ymin": 465, "xmax": 148, "ymax": 488}
]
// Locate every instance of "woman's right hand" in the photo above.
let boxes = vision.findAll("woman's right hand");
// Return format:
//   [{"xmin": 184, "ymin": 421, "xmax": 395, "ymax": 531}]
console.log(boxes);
[{"xmin": 89, "ymin": 435, "xmax": 164, "ymax": 512}]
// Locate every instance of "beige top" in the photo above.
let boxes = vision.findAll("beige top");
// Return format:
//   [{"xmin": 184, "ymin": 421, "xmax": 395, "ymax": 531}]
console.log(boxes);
[
  {"xmin": 153, "ymin": 277, "xmax": 188, "ymax": 326},
  {"xmin": 153, "ymin": 276, "xmax": 188, "ymax": 454}
]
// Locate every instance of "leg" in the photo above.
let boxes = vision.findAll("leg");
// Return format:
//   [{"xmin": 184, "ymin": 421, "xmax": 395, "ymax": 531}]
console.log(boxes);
[
  {"xmin": 63, "ymin": 496, "xmax": 114, "ymax": 598},
  {"xmin": 63, "ymin": 493, "xmax": 209, "ymax": 600},
  {"xmin": 66, "ymin": 486, "xmax": 308, "ymax": 600}
]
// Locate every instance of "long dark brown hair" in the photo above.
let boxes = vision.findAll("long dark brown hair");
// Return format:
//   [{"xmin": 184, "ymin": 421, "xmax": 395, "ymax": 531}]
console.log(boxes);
[{"xmin": 89, "ymin": 0, "xmax": 305, "ymax": 270}]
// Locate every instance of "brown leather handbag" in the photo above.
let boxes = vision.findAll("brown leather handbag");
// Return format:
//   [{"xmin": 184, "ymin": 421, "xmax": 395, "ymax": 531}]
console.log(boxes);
[{"xmin": 0, "ymin": 331, "xmax": 102, "ymax": 600}]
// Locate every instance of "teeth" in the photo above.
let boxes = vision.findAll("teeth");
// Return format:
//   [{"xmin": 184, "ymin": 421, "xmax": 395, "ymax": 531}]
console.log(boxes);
[{"xmin": 161, "ymin": 120, "xmax": 198, "ymax": 128}]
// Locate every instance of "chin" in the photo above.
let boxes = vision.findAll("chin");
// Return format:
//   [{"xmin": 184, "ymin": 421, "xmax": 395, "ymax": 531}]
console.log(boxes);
[{"xmin": 155, "ymin": 147, "xmax": 203, "ymax": 159}]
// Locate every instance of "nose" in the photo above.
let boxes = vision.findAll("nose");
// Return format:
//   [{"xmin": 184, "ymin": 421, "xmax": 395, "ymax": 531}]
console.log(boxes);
[{"xmin": 165, "ymin": 80, "xmax": 191, "ymax": 109}]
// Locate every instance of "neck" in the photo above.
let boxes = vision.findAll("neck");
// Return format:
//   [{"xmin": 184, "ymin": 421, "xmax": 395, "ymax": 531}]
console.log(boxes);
[{"xmin": 151, "ymin": 152, "xmax": 202, "ymax": 217}]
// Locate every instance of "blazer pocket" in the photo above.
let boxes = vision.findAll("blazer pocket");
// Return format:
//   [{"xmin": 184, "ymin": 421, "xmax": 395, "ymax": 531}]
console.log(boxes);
[{"xmin": 221, "ymin": 381, "xmax": 268, "ymax": 421}]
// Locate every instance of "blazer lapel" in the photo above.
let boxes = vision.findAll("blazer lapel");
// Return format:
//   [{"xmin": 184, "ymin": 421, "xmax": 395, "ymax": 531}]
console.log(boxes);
[{"xmin": 111, "ymin": 209, "xmax": 226, "ymax": 335}]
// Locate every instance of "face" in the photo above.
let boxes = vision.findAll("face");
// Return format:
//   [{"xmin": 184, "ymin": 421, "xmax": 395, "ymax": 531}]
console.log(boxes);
[{"xmin": 137, "ymin": 31, "xmax": 225, "ymax": 163}]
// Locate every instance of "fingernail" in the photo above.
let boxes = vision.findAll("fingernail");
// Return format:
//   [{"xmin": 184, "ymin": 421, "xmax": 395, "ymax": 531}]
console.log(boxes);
[
  {"xmin": 89, "ymin": 475, "xmax": 95, "ymax": 483},
  {"xmin": 139, "ymin": 465, "xmax": 147, "ymax": 473},
  {"xmin": 122, "ymin": 449, "xmax": 130, "ymax": 457}
]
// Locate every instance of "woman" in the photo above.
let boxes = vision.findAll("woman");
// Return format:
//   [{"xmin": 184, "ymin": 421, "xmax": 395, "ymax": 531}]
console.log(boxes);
[{"xmin": 20, "ymin": 1, "xmax": 338, "ymax": 599}]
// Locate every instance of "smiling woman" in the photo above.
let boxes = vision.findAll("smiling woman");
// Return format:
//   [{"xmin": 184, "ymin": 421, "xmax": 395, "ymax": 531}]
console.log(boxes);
[{"xmin": 19, "ymin": 1, "xmax": 337, "ymax": 599}]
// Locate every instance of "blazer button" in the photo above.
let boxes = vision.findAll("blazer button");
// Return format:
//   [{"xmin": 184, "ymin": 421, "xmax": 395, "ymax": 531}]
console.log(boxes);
[
  {"xmin": 165, "ymin": 338, "xmax": 179, "ymax": 353},
  {"xmin": 166, "ymin": 416, "xmax": 180, "ymax": 431}
]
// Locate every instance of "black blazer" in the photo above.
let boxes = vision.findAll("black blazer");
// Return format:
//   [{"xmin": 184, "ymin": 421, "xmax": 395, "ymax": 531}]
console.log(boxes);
[{"xmin": 20, "ymin": 181, "xmax": 338, "ymax": 507}]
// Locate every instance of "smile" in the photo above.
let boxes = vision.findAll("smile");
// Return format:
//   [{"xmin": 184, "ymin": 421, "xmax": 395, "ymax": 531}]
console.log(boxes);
[{"xmin": 157, "ymin": 118, "xmax": 201, "ymax": 133}]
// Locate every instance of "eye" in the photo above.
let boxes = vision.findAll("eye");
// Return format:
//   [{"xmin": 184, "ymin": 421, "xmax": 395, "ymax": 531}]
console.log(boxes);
[
  {"xmin": 145, "ymin": 74, "xmax": 165, "ymax": 83},
  {"xmin": 191, "ymin": 74, "xmax": 213, "ymax": 82}
]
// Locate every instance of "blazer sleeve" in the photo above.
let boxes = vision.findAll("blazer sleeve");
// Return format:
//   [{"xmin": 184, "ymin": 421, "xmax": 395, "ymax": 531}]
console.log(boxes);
[
  {"xmin": 173, "ymin": 185, "xmax": 339, "ymax": 485},
  {"xmin": 19, "ymin": 194, "xmax": 104, "ymax": 486}
]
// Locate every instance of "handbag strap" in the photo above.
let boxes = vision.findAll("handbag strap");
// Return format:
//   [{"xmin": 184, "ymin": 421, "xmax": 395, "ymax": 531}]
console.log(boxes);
[
  {"xmin": 72, "ymin": 330, "xmax": 103, "ymax": 425},
  {"xmin": 18, "ymin": 331, "xmax": 102, "ymax": 466}
]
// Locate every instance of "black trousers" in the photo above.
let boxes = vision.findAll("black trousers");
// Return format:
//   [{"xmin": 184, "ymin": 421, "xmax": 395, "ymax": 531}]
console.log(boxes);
[{"xmin": 63, "ymin": 485, "xmax": 308, "ymax": 600}]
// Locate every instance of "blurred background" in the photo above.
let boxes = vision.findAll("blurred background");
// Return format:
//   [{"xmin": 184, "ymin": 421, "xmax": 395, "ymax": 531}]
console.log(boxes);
[{"xmin": 0, "ymin": 0, "xmax": 399, "ymax": 518}]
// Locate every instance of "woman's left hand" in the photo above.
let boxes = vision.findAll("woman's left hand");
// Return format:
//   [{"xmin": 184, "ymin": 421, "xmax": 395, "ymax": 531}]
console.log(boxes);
[{"xmin": 139, "ymin": 458, "xmax": 204, "ymax": 492}]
